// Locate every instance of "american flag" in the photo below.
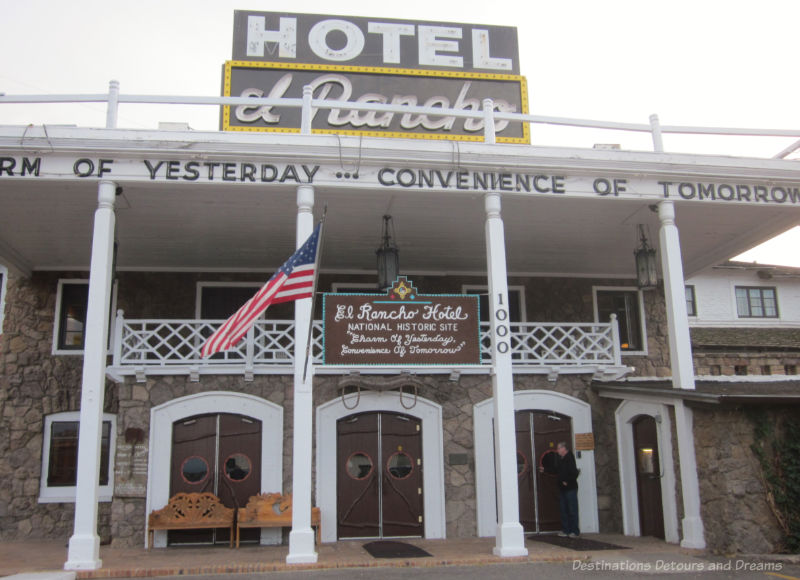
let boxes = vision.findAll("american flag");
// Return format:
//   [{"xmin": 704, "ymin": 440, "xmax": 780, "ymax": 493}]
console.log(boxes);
[{"xmin": 200, "ymin": 223, "xmax": 322, "ymax": 358}]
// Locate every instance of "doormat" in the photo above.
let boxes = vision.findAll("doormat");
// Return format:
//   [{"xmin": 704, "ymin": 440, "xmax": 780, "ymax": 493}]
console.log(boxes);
[
  {"xmin": 363, "ymin": 540, "xmax": 433, "ymax": 559},
  {"xmin": 528, "ymin": 535, "xmax": 630, "ymax": 551}
]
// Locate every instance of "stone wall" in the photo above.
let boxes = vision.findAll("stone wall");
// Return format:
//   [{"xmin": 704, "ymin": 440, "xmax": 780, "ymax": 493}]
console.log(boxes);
[
  {"xmin": 694, "ymin": 351, "xmax": 800, "ymax": 377},
  {"xmin": 0, "ymin": 271, "xmax": 116, "ymax": 542},
  {"xmin": 694, "ymin": 406, "xmax": 784, "ymax": 553}
]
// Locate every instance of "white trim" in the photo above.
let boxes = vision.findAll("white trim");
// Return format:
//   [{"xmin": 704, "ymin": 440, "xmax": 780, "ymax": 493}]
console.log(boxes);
[
  {"xmin": 0, "ymin": 264, "xmax": 7, "ymax": 334},
  {"xmin": 462, "ymin": 284, "xmax": 527, "ymax": 321},
  {"xmin": 614, "ymin": 399, "xmax": 679, "ymax": 544},
  {"xmin": 52, "ymin": 278, "xmax": 117, "ymax": 356},
  {"xmin": 592, "ymin": 285, "xmax": 648, "ymax": 356},
  {"xmin": 474, "ymin": 390, "xmax": 598, "ymax": 537},
  {"xmin": 316, "ymin": 391, "xmax": 446, "ymax": 542},
  {"xmin": 38, "ymin": 411, "xmax": 117, "ymax": 503},
  {"xmin": 146, "ymin": 391, "xmax": 283, "ymax": 548}
]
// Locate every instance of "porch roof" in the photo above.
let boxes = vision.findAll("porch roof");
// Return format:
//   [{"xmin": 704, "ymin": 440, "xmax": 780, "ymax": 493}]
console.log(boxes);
[
  {"xmin": 1, "ymin": 125, "xmax": 799, "ymax": 278},
  {"xmin": 592, "ymin": 379, "xmax": 800, "ymax": 406}
]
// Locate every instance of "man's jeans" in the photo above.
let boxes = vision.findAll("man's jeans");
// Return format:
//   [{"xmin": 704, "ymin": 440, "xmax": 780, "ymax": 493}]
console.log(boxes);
[{"xmin": 559, "ymin": 488, "xmax": 580, "ymax": 535}]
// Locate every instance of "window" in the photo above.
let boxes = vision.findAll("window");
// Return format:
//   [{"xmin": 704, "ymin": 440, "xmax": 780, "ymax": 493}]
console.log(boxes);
[
  {"xmin": 39, "ymin": 411, "xmax": 116, "ymax": 503},
  {"xmin": 594, "ymin": 288, "xmax": 646, "ymax": 353},
  {"xmin": 735, "ymin": 286, "xmax": 778, "ymax": 318},
  {"xmin": 197, "ymin": 282, "xmax": 293, "ymax": 320},
  {"xmin": 786, "ymin": 365, "xmax": 798, "ymax": 376},
  {"xmin": 52, "ymin": 279, "xmax": 117, "ymax": 354},
  {"xmin": 463, "ymin": 285, "xmax": 525, "ymax": 322},
  {"xmin": 685, "ymin": 286, "xmax": 697, "ymax": 317},
  {"xmin": 734, "ymin": 365, "xmax": 748, "ymax": 376}
]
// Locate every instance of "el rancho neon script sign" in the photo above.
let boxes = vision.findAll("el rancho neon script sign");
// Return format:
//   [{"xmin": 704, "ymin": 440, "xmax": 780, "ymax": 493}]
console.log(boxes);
[
  {"xmin": 222, "ymin": 12, "xmax": 528, "ymax": 143},
  {"xmin": 323, "ymin": 278, "xmax": 481, "ymax": 366}
]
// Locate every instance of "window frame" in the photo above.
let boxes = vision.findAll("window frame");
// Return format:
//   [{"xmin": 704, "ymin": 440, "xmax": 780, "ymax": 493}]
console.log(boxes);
[
  {"xmin": 330, "ymin": 282, "xmax": 381, "ymax": 294},
  {"xmin": 52, "ymin": 279, "xmax": 118, "ymax": 355},
  {"xmin": 592, "ymin": 286, "xmax": 648, "ymax": 356},
  {"xmin": 734, "ymin": 285, "xmax": 779, "ymax": 319},
  {"xmin": 685, "ymin": 285, "xmax": 697, "ymax": 317},
  {"xmin": 39, "ymin": 411, "xmax": 117, "ymax": 503}
]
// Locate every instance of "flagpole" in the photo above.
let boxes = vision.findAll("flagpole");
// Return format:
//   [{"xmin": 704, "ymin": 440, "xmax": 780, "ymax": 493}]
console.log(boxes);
[{"xmin": 302, "ymin": 204, "xmax": 327, "ymax": 383}]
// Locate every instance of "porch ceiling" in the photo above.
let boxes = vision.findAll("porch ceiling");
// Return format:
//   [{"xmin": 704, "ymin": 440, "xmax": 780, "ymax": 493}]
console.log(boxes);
[{"xmin": 0, "ymin": 176, "xmax": 795, "ymax": 278}]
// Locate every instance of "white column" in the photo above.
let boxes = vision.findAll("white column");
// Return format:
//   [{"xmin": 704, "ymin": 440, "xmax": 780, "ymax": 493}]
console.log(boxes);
[
  {"xmin": 658, "ymin": 201, "xmax": 695, "ymax": 390},
  {"xmin": 673, "ymin": 401, "xmax": 705, "ymax": 548},
  {"xmin": 287, "ymin": 184, "xmax": 318, "ymax": 564},
  {"xmin": 65, "ymin": 180, "xmax": 117, "ymax": 571},
  {"xmin": 484, "ymin": 192, "xmax": 527, "ymax": 557},
  {"xmin": 657, "ymin": 200, "xmax": 705, "ymax": 549}
]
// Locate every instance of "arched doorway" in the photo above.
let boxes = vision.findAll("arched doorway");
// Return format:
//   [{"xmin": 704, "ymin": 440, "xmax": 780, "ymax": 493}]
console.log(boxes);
[
  {"xmin": 337, "ymin": 411, "xmax": 423, "ymax": 538},
  {"xmin": 614, "ymin": 400, "xmax": 679, "ymax": 543},
  {"xmin": 474, "ymin": 390, "xmax": 599, "ymax": 537},
  {"xmin": 317, "ymin": 390, "xmax": 445, "ymax": 542},
  {"xmin": 147, "ymin": 392, "xmax": 283, "ymax": 548}
]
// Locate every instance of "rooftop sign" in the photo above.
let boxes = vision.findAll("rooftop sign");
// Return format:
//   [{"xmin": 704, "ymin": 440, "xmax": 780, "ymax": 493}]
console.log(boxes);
[{"xmin": 223, "ymin": 11, "xmax": 528, "ymax": 143}]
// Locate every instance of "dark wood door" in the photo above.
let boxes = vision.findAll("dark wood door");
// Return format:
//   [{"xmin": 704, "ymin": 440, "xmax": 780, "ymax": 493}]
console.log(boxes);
[
  {"xmin": 381, "ymin": 413, "xmax": 423, "ymax": 537},
  {"xmin": 337, "ymin": 412, "xmax": 423, "ymax": 539},
  {"xmin": 633, "ymin": 415, "xmax": 665, "ymax": 539},
  {"xmin": 515, "ymin": 410, "xmax": 572, "ymax": 533},
  {"xmin": 170, "ymin": 413, "xmax": 262, "ymax": 545}
]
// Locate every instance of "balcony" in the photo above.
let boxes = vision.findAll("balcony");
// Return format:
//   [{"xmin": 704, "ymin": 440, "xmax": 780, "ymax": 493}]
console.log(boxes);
[{"xmin": 107, "ymin": 311, "xmax": 629, "ymax": 382}]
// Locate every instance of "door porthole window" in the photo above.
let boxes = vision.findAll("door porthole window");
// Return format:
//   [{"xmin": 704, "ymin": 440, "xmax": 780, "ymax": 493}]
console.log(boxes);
[
  {"xmin": 516, "ymin": 451, "xmax": 528, "ymax": 476},
  {"xmin": 180, "ymin": 456, "xmax": 210, "ymax": 485},
  {"xmin": 386, "ymin": 451, "xmax": 414, "ymax": 479},
  {"xmin": 223, "ymin": 453, "xmax": 252, "ymax": 482},
  {"xmin": 346, "ymin": 452, "xmax": 374, "ymax": 480}
]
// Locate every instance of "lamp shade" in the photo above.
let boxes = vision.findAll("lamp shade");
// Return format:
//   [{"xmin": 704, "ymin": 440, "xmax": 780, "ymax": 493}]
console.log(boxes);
[{"xmin": 635, "ymin": 245, "xmax": 658, "ymax": 289}]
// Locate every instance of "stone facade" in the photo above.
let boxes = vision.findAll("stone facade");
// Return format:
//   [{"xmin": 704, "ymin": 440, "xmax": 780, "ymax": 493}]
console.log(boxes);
[
  {"xmin": 0, "ymin": 268, "xmax": 790, "ymax": 553},
  {"xmin": 694, "ymin": 407, "xmax": 785, "ymax": 554}
]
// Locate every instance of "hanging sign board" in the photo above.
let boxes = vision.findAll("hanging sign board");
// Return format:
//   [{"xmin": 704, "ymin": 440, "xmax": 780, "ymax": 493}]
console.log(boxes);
[
  {"xmin": 223, "ymin": 11, "xmax": 528, "ymax": 142},
  {"xmin": 323, "ymin": 277, "xmax": 481, "ymax": 366}
]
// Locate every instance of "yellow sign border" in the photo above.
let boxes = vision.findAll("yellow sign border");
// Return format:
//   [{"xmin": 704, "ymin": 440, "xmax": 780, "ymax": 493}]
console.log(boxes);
[{"xmin": 222, "ymin": 60, "xmax": 530, "ymax": 144}]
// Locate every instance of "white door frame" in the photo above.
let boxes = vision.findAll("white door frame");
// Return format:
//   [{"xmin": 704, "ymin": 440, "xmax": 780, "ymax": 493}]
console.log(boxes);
[
  {"xmin": 316, "ymin": 390, "xmax": 446, "ymax": 542},
  {"xmin": 474, "ymin": 390, "xmax": 598, "ymax": 537},
  {"xmin": 145, "ymin": 391, "xmax": 283, "ymax": 548},
  {"xmin": 615, "ymin": 399, "xmax": 679, "ymax": 543}
]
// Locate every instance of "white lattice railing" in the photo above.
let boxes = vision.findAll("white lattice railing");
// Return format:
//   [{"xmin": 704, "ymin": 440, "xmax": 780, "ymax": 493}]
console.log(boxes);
[{"xmin": 111, "ymin": 311, "xmax": 621, "ymax": 375}]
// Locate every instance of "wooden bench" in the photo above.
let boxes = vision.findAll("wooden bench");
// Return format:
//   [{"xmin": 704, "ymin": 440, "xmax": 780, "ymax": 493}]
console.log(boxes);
[
  {"xmin": 235, "ymin": 493, "xmax": 321, "ymax": 548},
  {"xmin": 147, "ymin": 492, "xmax": 235, "ymax": 549}
]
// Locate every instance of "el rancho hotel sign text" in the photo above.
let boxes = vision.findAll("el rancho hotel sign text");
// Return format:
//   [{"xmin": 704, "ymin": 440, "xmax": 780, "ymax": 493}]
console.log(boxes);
[
  {"xmin": 323, "ymin": 278, "xmax": 481, "ymax": 366},
  {"xmin": 222, "ymin": 11, "xmax": 528, "ymax": 142}
]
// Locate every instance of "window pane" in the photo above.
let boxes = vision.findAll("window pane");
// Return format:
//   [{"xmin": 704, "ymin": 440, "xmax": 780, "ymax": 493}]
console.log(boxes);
[
  {"xmin": 597, "ymin": 290, "xmax": 642, "ymax": 351},
  {"xmin": 735, "ymin": 288, "xmax": 749, "ymax": 317},
  {"xmin": 685, "ymin": 286, "xmax": 696, "ymax": 317},
  {"xmin": 58, "ymin": 284, "xmax": 89, "ymax": 350},
  {"xmin": 47, "ymin": 420, "xmax": 111, "ymax": 487}
]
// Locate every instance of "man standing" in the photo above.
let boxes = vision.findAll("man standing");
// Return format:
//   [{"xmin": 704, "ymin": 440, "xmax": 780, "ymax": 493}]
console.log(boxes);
[{"xmin": 555, "ymin": 441, "xmax": 580, "ymax": 538}]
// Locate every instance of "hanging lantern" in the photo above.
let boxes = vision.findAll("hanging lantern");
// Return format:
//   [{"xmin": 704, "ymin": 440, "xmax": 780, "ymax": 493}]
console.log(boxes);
[
  {"xmin": 376, "ymin": 215, "xmax": 399, "ymax": 291},
  {"xmin": 634, "ymin": 224, "xmax": 658, "ymax": 289}
]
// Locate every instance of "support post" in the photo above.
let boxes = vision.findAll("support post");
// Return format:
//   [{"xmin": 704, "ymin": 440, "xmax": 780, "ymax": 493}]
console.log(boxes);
[
  {"xmin": 483, "ymin": 98, "xmax": 496, "ymax": 144},
  {"xmin": 658, "ymin": 200, "xmax": 705, "ymax": 549},
  {"xmin": 287, "ymin": 184, "xmax": 318, "ymax": 564},
  {"xmin": 106, "ymin": 80, "xmax": 119, "ymax": 129},
  {"xmin": 649, "ymin": 113, "xmax": 664, "ymax": 153},
  {"xmin": 65, "ymin": 180, "xmax": 117, "ymax": 571},
  {"xmin": 484, "ymin": 192, "xmax": 527, "ymax": 557},
  {"xmin": 301, "ymin": 85, "xmax": 312, "ymax": 136}
]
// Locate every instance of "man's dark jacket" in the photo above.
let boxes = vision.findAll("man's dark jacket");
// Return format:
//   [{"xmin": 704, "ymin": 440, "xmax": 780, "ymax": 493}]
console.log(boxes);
[{"xmin": 556, "ymin": 451, "xmax": 579, "ymax": 491}]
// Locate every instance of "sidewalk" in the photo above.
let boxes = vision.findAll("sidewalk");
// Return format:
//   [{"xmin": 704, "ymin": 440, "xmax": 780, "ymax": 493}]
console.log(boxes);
[{"xmin": 0, "ymin": 534, "xmax": 698, "ymax": 579}]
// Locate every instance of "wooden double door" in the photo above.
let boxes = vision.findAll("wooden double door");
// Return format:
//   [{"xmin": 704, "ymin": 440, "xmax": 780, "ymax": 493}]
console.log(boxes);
[
  {"xmin": 337, "ymin": 412, "xmax": 424, "ymax": 539},
  {"xmin": 170, "ymin": 413, "xmax": 262, "ymax": 545},
  {"xmin": 515, "ymin": 410, "xmax": 572, "ymax": 534}
]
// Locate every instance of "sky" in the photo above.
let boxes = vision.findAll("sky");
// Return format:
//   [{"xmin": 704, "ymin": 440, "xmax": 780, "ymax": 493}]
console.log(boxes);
[{"xmin": 1, "ymin": 0, "xmax": 799, "ymax": 266}]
